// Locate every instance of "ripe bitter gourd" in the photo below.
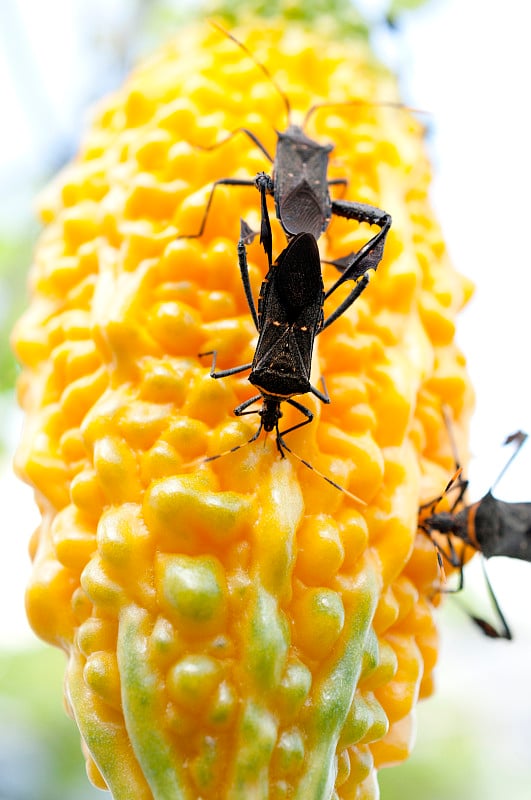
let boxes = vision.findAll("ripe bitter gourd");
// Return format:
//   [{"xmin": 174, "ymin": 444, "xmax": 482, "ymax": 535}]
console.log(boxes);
[{"xmin": 12, "ymin": 16, "xmax": 474, "ymax": 800}]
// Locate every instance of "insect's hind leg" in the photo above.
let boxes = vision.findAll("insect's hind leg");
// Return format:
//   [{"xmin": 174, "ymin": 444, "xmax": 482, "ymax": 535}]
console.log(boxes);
[
  {"xmin": 328, "ymin": 199, "xmax": 392, "ymax": 286},
  {"xmin": 321, "ymin": 273, "xmax": 370, "ymax": 331}
]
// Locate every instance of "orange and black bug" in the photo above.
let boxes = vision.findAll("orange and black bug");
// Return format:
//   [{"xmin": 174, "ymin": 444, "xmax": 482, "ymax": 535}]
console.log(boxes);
[
  {"xmin": 420, "ymin": 429, "xmax": 530, "ymax": 639},
  {"xmin": 179, "ymin": 21, "xmax": 392, "ymax": 308}
]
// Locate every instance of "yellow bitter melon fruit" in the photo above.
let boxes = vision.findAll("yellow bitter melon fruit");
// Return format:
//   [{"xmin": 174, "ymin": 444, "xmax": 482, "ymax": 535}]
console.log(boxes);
[{"xmin": 12, "ymin": 18, "xmax": 474, "ymax": 800}]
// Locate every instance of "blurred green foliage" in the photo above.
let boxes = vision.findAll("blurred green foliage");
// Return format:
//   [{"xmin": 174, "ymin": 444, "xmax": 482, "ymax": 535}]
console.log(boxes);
[
  {"xmin": 0, "ymin": 646, "xmax": 108, "ymax": 799},
  {"xmin": 0, "ymin": 223, "xmax": 36, "ymax": 394}
]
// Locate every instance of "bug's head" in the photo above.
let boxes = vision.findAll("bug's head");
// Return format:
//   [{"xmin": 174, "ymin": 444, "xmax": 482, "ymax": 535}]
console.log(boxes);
[
  {"xmin": 421, "ymin": 511, "xmax": 457, "ymax": 535},
  {"xmin": 259, "ymin": 397, "xmax": 282, "ymax": 433}
]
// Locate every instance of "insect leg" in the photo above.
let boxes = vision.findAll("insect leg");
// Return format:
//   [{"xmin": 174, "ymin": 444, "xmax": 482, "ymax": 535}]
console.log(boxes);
[
  {"xmin": 310, "ymin": 376, "xmax": 330, "ymax": 404},
  {"xmin": 475, "ymin": 559, "xmax": 512, "ymax": 639},
  {"xmin": 327, "ymin": 200, "xmax": 392, "ymax": 287},
  {"xmin": 418, "ymin": 468, "xmax": 465, "ymax": 515},
  {"xmin": 199, "ymin": 350, "xmax": 253, "ymax": 379},
  {"xmin": 237, "ymin": 222, "xmax": 261, "ymax": 330},
  {"xmin": 232, "ymin": 394, "xmax": 263, "ymax": 415},
  {"xmin": 196, "ymin": 127, "xmax": 274, "ymax": 162},
  {"xmin": 321, "ymin": 273, "xmax": 370, "ymax": 330},
  {"xmin": 433, "ymin": 538, "xmax": 511, "ymax": 639},
  {"xmin": 278, "ymin": 398, "xmax": 366, "ymax": 505},
  {"xmin": 327, "ymin": 178, "xmax": 348, "ymax": 199},
  {"xmin": 454, "ymin": 558, "xmax": 512, "ymax": 640},
  {"xmin": 276, "ymin": 398, "xmax": 314, "ymax": 441},
  {"xmin": 254, "ymin": 173, "xmax": 274, "ymax": 267},
  {"xmin": 178, "ymin": 177, "xmax": 257, "ymax": 240},
  {"xmin": 202, "ymin": 395, "xmax": 264, "ymax": 464}
]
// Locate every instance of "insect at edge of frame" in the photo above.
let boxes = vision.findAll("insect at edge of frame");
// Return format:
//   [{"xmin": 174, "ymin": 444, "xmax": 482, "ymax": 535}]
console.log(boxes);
[{"xmin": 419, "ymin": 428, "xmax": 530, "ymax": 639}]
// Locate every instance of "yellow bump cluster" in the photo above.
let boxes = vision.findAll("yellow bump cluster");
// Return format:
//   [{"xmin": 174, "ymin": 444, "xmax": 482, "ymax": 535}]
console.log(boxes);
[{"xmin": 13, "ymin": 19, "xmax": 474, "ymax": 800}]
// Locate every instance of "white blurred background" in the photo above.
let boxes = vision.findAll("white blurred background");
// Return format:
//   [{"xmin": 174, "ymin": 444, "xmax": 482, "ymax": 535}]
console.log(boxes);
[{"xmin": 1, "ymin": 1, "xmax": 530, "ymax": 798}]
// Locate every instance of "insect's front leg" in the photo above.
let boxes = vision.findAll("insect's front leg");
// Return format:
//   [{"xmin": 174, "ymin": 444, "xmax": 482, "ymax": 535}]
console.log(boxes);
[
  {"xmin": 310, "ymin": 376, "xmax": 330, "ymax": 404},
  {"xmin": 255, "ymin": 172, "xmax": 275, "ymax": 266},
  {"xmin": 277, "ymin": 398, "xmax": 314, "ymax": 441},
  {"xmin": 178, "ymin": 177, "xmax": 257, "ymax": 240},
  {"xmin": 198, "ymin": 350, "xmax": 253, "ymax": 379},
  {"xmin": 237, "ymin": 221, "xmax": 261, "ymax": 331}
]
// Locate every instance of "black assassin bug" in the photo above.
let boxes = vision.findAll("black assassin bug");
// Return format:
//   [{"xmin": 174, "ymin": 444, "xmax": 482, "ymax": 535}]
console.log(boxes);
[
  {"xmin": 419, "ymin": 427, "xmax": 530, "ymax": 639},
  {"xmin": 199, "ymin": 210, "xmax": 371, "ymax": 503},
  {"xmin": 180, "ymin": 20, "xmax": 393, "ymax": 321}
]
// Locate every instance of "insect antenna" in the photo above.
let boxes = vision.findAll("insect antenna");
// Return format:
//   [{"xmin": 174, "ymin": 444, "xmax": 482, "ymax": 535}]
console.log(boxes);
[
  {"xmin": 209, "ymin": 20, "xmax": 292, "ymax": 124},
  {"xmin": 302, "ymin": 99, "xmax": 430, "ymax": 129},
  {"xmin": 203, "ymin": 429, "xmax": 263, "ymax": 464},
  {"xmin": 490, "ymin": 430, "xmax": 528, "ymax": 493},
  {"xmin": 182, "ymin": 419, "xmax": 265, "ymax": 471},
  {"xmin": 277, "ymin": 435, "xmax": 366, "ymax": 506},
  {"xmin": 184, "ymin": 416, "xmax": 366, "ymax": 506}
]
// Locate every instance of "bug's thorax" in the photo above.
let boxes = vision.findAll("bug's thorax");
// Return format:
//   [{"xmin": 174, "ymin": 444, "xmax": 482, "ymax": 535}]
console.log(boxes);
[{"xmin": 273, "ymin": 126, "xmax": 333, "ymax": 239}]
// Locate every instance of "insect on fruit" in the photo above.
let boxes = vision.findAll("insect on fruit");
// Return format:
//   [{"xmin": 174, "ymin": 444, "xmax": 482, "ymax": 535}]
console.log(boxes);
[
  {"xmin": 200, "ymin": 208, "xmax": 371, "ymax": 502},
  {"xmin": 12, "ymin": 14, "xmax": 478, "ymax": 796},
  {"xmin": 179, "ymin": 20, "xmax": 392, "ymax": 311},
  {"xmin": 419, "ymin": 428, "xmax": 530, "ymax": 639}
]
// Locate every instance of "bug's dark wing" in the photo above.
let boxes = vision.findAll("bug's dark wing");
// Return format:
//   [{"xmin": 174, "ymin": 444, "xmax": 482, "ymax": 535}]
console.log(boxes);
[
  {"xmin": 275, "ymin": 130, "xmax": 332, "ymax": 238},
  {"xmin": 279, "ymin": 185, "xmax": 329, "ymax": 239},
  {"xmin": 256, "ymin": 232, "xmax": 323, "ymax": 327},
  {"xmin": 251, "ymin": 233, "xmax": 323, "ymax": 397},
  {"xmin": 274, "ymin": 232, "xmax": 324, "ymax": 316},
  {"xmin": 476, "ymin": 492, "xmax": 531, "ymax": 561}
]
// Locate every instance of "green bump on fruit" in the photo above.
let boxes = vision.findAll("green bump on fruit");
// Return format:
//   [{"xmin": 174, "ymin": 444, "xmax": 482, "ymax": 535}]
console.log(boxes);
[
  {"xmin": 144, "ymin": 476, "xmax": 251, "ymax": 548},
  {"xmin": 277, "ymin": 659, "xmax": 313, "ymax": 719},
  {"xmin": 338, "ymin": 690, "xmax": 389, "ymax": 749},
  {"xmin": 209, "ymin": 680, "xmax": 237, "ymax": 726},
  {"xmin": 167, "ymin": 654, "xmax": 221, "ymax": 709},
  {"xmin": 230, "ymin": 699, "xmax": 278, "ymax": 798},
  {"xmin": 247, "ymin": 587, "xmax": 290, "ymax": 692},
  {"xmin": 156, "ymin": 553, "xmax": 227, "ymax": 634},
  {"xmin": 275, "ymin": 728, "xmax": 305, "ymax": 775},
  {"xmin": 293, "ymin": 588, "xmax": 346, "ymax": 659},
  {"xmin": 81, "ymin": 556, "xmax": 127, "ymax": 611}
]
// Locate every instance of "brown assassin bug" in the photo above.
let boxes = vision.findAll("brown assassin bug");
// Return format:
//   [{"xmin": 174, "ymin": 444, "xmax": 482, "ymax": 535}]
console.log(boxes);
[
  {"xmin": 179, "ymin": 21, "xmax": 394, "ymax": 322},
  {"xmin": 419, "ymin": 427, "xmax": 530, "ymax": 639},
  {"xmin": 199, "ymin": 200, "xmax": 372, "ymax": 503}
]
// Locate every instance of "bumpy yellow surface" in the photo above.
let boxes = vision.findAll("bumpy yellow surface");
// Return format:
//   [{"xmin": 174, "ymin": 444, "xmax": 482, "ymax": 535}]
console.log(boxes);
[{"xmin": 12, "ymin": 20, "xmax": 474, "ymax": 800}]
